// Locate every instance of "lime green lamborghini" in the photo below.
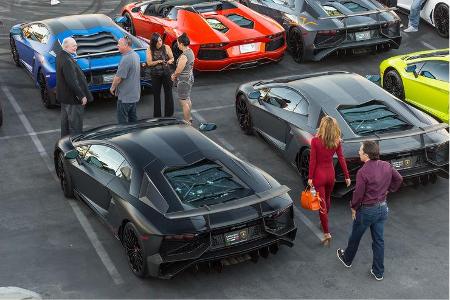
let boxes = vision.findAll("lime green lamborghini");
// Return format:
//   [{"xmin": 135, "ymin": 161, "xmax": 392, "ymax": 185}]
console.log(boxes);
[{"xmin": 380, "ymin": 49, "xmax": 449, "ymax": 123}]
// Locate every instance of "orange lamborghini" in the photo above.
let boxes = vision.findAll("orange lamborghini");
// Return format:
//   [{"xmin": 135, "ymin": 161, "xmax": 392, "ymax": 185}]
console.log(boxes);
[{"xmin": 120, "ymin": 0, "xmax": 286, "ymax": 71}]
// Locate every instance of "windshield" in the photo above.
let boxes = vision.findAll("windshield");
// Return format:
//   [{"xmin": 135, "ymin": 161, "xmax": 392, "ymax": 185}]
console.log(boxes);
[
  {"xmin": 339, "ymin": 101, "xmax": 413, "ymax": 136},
  {"xmin": 165, "ymin": 160, "xmax": 251, "ymax": 208}
]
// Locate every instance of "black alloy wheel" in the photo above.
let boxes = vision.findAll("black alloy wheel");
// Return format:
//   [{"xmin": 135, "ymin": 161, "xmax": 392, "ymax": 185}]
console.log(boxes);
[
  {"xmin": 38, "ymin": 72, "xmax": 53, "ymax": 108},
  {"xmin": 124, "ymin": 12, "xmax": 136, "ymax": 36},
  {"xmin": 236, "ymin": 95, "xmax": 254, "ymax": 135},
  {"xmin": 383, "ymin": 69, "xmax": 405, "ymax": 100},
  {"xmin": 10, "ymin": 37, "xmax": 20, "ymax": 67},
  {"xmin": 434, "ymin": 3, "xmax": 449, "ymax": 38},
  {"xmin": 287, "ymin": 27, "xmax": 305, "ymax": 63},
  {"xmin": 57, "ymin": 153, "xmax": 74, "ymax": 198},
  {"xmin": 297, "ymin": 148, "xmax": 310, "ymax": 187},
  {"xmin": 123, "ymin": 222, "xmax": 147, "ymax": 278}
]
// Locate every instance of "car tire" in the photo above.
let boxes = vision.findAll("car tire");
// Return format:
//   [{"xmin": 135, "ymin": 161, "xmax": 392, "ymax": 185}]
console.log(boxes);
[
  {"xmin": 9, "ymin": 37, "xmax": 21, "ymax": 67},
  {"xmin": 38, "ymin": 71, "xmax": 54, "ymax": 108},
  {"xmin": 297, "ymin": 148, "xmax": 310, "ymax": 187},
  {"xmin": 123, "ymin": 222, "xmax": 148, "ymax": 278},
  {"xmin": 434, "ymin": 3, "xmax": 449, "ymax": 38},
  {"xmin": 287, "ymin": 27, "xmax": 305, "ymax": 63},
  {"xmin": 124, "ymin": 12, "xmax": 136, "ymax": 36},
  {"xmin": 57, "ymin": 152, "xmax": 74, "ymax": 198},
  {"xmin": 236, "ymin": 95, "xmax": 254, "ymax": 135},
  {"xmin": 383, "ymin": 69, "xmax": 405, "ymax": 100}
]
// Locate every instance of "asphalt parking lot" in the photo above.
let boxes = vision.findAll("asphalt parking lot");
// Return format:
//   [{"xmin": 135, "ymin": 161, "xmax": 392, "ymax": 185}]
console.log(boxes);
[{"xmin": 0, "ymin": 0, "xmax": 448, "ymax": 298}]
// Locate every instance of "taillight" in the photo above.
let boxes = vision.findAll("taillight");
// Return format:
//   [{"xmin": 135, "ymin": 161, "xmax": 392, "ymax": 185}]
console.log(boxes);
[
  {"xmin": 200, "ymin": 43, "xmax": 229, "ymax": 48},
  {"xmin": 318, "ymin": 29, "xmax": 338, "ymax": 36}
]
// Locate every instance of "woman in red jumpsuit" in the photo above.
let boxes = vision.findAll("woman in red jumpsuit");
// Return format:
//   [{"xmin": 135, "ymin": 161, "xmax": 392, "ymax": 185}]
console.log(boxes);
[{"xmin": 308, "ymin": 116, "xmax": 351, "ymax": 246}]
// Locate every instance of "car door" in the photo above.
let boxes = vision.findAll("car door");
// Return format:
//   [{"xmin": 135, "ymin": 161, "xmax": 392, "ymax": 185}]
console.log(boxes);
[
  {"xmin": 404, "ymin": 60, "xmax": 449, "ymax": 122},
  {"xmin": 72, "ymin": 144, "xmax": 125, "ymax": 212},
  {"xmin": 251, "ymin": 86, "xmax": 301, "ymax": 150}
]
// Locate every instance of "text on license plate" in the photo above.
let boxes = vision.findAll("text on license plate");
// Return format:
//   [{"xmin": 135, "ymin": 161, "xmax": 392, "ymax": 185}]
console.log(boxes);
[
  {"xmin": 391, "ymin": 156, "xmax": 417, "ymax": 170},
  {"xmin": 103, "ymin": 74, "xmax": 115, "ymax": 83},
  {"xmin": 239, "ymin": 43, "xmax": 257, "ymax": 54},
  {"xmin": 355, "ymin": 31, "xmax": 371, "ymax": 41},
  {"xmin": 224, "ymin": 228, "xmax": 249, "ymax": 246}
]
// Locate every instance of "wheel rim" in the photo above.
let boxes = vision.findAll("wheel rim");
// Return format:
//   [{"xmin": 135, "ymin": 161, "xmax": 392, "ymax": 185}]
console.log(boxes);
[
  {"xmin": 288, "ymin": 30, "xmax": 303, "ymax": 62},
  {"xmin": 384, "ymin": 73, "xmax": 402, "ymax": 99},
  {"xmin": 299, "ymin": 150, "xmax": 310, "ymax": 183},
  {"xmin": 435, "ymin": 5, "xmax": 449, "ymax": 37},
  {"xmin": 123, "ymin": 226, "xmax": 144, "ymax": 274},
  {"xmin": 10, "ymin": 38, "xmax": 19, "ymax": 64},
  {"xmin": 39, "ymin": 74, "xmax": 50, "ymax": 106},
  {"xmin": 236, "ymin": 99, "xmax": 251, "ymax": 130},
  {"xmin": 57, "ymin": 157, "xmax": 67, "ymax": 194}
]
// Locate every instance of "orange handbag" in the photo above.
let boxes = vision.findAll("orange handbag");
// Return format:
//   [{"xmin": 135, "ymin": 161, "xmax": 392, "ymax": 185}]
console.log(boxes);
[{"xmin": 300, "ymin": 187, "xmax": 321, "ymax": 211}]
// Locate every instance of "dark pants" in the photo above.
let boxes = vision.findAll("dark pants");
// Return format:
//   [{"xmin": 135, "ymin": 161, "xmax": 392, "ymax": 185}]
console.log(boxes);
[
  {"xmin": 343, "ymin": 203, "xmax": 388, "ymax": 277},
  {"xmin": 117, "ymin": 101, "xmax": 137, "ymax": 124},
  {"xmin": 61, "ymin": 103, "xmax": 84, "ymax": 137},
  {"xmin": 151, "ymin": 73, "xmax": 174, "ymax": 118}
]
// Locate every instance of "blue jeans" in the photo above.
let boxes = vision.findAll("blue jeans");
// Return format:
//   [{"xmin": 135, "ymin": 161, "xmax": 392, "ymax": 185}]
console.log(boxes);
[
  {"xmin": 343, "ymin": 203, "xmax": 389, "ymax": 277},
  {"xmin": 408, "ymin": 0, "xmax": 425, "ymax": 29},
  {"xmin": 117, "ymin": 101, "xmax": 137, "ymax": 124}
]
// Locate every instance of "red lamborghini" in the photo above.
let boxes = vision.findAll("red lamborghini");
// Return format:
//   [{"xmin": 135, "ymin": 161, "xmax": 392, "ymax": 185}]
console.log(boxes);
[{"xmin": 120, "ymin": 0, "xmax": 286, "ymax": 71}]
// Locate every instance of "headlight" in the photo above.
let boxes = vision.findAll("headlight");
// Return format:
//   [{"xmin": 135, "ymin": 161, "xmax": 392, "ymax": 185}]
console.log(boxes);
[
  {"xmin": 265, "ymin": 205, "xmax": 293, "ymax": 233},
  {"xmin": 426, "ymin": 141, "xmax": 449, "ymax": 166}
]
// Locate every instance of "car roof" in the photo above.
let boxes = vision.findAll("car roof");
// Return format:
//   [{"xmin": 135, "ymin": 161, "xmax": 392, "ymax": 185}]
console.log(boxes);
[{"xmin": 40, "ymin": 14, "xmax": 115, "ymax": 35}]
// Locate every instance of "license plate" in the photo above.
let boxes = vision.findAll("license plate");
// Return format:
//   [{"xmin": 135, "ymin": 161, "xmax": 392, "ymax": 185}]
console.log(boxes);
[
  {"xmin": 224, "ymin": 228, "xmax": 249, "ymax": 246},
  {"xmin": 102, "ymin": 74, "xmax": 115, "ymax": 83},
  {"xmin": 239, "ymin": 43, "xmax": 257, "ymax": 54},
  {"xmin": 355, "ymin": 31, "xmax": 371, "ymax": 41},
  {"xmin": 391, "ymin": 156, "xmax": 417, "ymax": 170}
]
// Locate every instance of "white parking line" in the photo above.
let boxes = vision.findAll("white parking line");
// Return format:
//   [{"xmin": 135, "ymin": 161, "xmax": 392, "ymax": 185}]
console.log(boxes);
[
  {"xmin": 0, "ymin": 85, "xmax": 124, "ymax": 285},
  {"xmin": 192, "ymin": 111, "xmax": 323, "ymax": 242},
  {"xmin": 0, "ymin": 128, "xmax": 60, "ymax": 141},
  {"xmin": 421, "ymin": 41, "xmax": 437, "ymax": 50}
]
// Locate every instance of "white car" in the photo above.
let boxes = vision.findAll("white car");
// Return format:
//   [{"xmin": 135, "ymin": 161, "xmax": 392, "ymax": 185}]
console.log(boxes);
[{"xmin": 398, "ymin": 0, "xmax": 448, "ymax": 37}]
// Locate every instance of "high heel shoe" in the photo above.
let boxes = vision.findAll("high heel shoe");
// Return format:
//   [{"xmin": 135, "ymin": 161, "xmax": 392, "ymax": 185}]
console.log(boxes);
[{"xmin": 321, "ymin": 235, "xmax": 332, "ymax": 247}]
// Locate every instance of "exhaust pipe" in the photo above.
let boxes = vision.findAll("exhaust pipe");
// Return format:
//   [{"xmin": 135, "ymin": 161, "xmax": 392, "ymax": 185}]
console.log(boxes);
[
  {"xmin": 259, "ymin": 247, "xmax": 269, "ymax": 258},
  {"xmin": 269, "ymin": 243, "xmax": 279, "ymax": 255}
]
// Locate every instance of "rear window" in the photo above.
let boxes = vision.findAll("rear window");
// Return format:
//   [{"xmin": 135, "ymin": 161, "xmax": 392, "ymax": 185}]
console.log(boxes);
[
  {"xmin": 226, "ymin": 14, "xmax": 254, "ymax": 29},
  {"xmin": 338, "ymin": 101, "xmax": 413, "ymax": 136},
  {"xmin": 165, "ymin": 160, "xmax": 251, "ymax": 208},
  {"xmin": 206, "ymin": 18, "xmax": 229, "ymax": 33}
]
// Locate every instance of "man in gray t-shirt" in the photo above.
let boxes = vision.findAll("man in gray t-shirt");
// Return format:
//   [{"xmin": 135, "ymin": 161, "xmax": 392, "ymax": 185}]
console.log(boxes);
[{"xmin": 110, "ymin": 37, "xmax": 141, "ymax": 124}]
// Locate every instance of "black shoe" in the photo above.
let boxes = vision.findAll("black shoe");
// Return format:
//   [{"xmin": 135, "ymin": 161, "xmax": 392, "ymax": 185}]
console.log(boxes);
[
  {"xmin": 336, "ymin": 248, "xmax": 352, "ymax": 268},
  {"xmin": 370, "ymin": 269, "xmax": 384, "ymax": 281}
]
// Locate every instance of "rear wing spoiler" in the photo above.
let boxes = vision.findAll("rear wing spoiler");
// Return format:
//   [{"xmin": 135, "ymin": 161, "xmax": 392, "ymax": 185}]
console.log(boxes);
[
  {"xmin": 343, "ymin": 123, "xmax": 449, "ymax": 144},
  {"xmin": 318, "ymin": 6, "xmax": 397, "ymax": 20},
  {"xmin": 163, "ymin": 185, "xmax": 290, "ymax": 220}
]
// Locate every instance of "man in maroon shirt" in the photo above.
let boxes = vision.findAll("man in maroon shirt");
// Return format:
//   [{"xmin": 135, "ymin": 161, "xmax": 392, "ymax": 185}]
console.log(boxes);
[{"xmin": 337, "ymin": 141, "xmax": 403, "ymax": 281}]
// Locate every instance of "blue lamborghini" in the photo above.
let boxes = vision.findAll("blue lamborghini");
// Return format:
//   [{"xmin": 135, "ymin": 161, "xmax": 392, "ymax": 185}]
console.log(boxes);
[{"xmin": 9, "ymin": 14, "xmax": 151, "ymax": 108}]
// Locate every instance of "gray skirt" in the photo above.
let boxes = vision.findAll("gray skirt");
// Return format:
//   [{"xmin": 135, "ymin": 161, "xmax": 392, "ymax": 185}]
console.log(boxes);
[{"xmin": 176, "ymin": 75, "xmax": 194, "ymax": 100}]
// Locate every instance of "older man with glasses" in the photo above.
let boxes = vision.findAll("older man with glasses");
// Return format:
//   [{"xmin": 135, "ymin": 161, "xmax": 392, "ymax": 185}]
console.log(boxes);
[{"xmin": 56, "ymin": 37, "xmax": 92, "ymax": 137}]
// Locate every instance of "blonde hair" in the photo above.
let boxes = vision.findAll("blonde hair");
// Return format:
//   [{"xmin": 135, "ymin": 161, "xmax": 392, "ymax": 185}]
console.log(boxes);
[{"xmin": 317, "ymin": 116, "xmax": 341, "ymax": 149}]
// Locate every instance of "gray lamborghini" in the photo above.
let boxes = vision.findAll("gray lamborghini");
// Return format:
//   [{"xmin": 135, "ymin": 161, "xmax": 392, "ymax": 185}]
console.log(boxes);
[
  {"xmin": 235, "ymin": 71, "xmax": 449, "ymax": 196},
  {"xmin": 54, "ymin": 118, "xmax": 296, "ymax": 278},
  {"xmin": 239, "ymin": 0, "xmax": 402, "ymax": 62}
]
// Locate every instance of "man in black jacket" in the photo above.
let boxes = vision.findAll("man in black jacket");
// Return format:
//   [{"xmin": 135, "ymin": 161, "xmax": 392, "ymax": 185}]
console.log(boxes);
[{"xmin": 56, "ymin": 37, "xmax": 93, "ymax": 137}]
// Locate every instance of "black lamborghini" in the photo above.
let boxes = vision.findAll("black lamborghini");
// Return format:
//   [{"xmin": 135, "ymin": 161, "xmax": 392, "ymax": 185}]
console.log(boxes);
[
  {"xmin": 54, "ymin": 118, "xmax": 297, "ymax": 278},
  {"xmin": 235, "ymin": 71, "xmax": 449, "ymax": 196}
]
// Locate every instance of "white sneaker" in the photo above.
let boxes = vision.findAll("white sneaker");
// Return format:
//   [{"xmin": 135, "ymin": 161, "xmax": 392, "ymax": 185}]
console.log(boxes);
[
  {"xmin": 50, "ymin": 0, "xmax": 60, "ymax": 5},
  {"xmin": 403, "ymin": 26, "xmax": 418, "ymax": 33}
]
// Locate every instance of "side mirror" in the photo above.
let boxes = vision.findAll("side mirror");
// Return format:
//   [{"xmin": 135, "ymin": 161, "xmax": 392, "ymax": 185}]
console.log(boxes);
[
  {"xmin": 199, "ymin": 123, "xmax": 217, "ymax": 132},
  {"xmin": 405, "ymin": 65, "xmax": 418, "ymax": 78},
  {"xmin": 114, "ymin": 16, "xmax": 127, "ymax": 24},
  {"xmin": 120, "ymin": 166, "xmax": 132, "ymax": 181},
  {"xmin": 365, "ymin": 74, "xmax": 381, "ymax": 86},
  {"xmin": 64, "ymin": 149, "xmax": 79, "ymax": 159},
  {"xmin": 10, "ymin": 26, "xmax": 22, "ymax": 36}
]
